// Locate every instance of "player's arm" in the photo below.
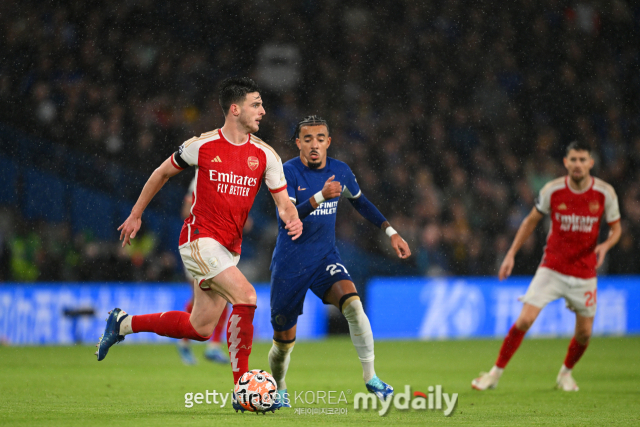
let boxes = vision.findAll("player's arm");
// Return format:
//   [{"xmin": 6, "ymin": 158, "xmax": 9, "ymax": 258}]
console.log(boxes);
[
  {"xmin": 118, "ymin": 157, "xmax": 182, "ymax": 247},
  {"xmin": 595, "ymin": 184, "xmax": 622, "ymax": 268},
  {"xmin": 181, "ymin": 194, "xmax": 193, "ymax": 219},
  {"xmin": 348, "ymin": 194, "xmax": 411, "ymax": 259},
  {"xmin": 296, "ymin": 175, "xmax": 343, "ymax": 219},
  {"xmin": 499, "ymin": 207, "xmax": 544, "ymax": 280},
  {"xmin": 272, "ymin": 190, "xmax": 303, "ymax": 240},
  {"xmin": 594, "ymin": 221, "xmax": 621, "ymax": 268}
]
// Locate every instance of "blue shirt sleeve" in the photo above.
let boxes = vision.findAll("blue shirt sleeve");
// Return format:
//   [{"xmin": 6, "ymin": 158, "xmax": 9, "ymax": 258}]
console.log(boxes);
[
  {"xmin": 349, "ymin": 193, "xmax": 387, "ymax": 228},
  {"xmin": 342, "ymin": 165, "xmax": 361, "ymax": 199},
  {"xmin": 296, "ymin": 198, "xmax": 316, "ymax": 220}
]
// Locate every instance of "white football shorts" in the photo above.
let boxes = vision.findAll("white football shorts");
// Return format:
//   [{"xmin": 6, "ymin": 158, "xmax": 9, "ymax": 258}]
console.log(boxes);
[
  {"xmin": 179, "ymin": 237, "xmax": 240, "ymax": 289},
  {"xmin": 520, "ymin": 267, "xmax": 597, "ymax": 318}
]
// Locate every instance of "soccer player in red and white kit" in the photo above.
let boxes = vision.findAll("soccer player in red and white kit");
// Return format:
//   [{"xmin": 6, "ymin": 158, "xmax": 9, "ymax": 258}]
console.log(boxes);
[
  {"xmin": 472, "ymin": 141, "xmax": 621, "ymax": 392},
  {"xmin": 96, "ymin": 77, "xmax": 302, "ymax": 411}
]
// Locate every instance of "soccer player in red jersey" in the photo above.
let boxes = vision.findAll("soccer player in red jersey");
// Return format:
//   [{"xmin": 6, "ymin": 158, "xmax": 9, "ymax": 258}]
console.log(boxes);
[
  {"xmin": 96, "ymin": 77, "xmax": 302, "ymax": 411},
  {"xmin": 472, "ymin": 141, "xmax": 621, "ymax": 392}
]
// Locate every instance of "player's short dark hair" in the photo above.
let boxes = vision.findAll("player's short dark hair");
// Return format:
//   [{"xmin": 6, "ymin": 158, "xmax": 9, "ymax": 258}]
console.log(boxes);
[
  {"xmin": 565, "ymin": 140, "xmax": 592, "ymax": 156},
  {"xmin": 291, "ymin": 115, "xmax": 330, "ymax": 141},
  {"xmin": 218, "ymin": 77, "xmax": 260, "ymax": 115}
]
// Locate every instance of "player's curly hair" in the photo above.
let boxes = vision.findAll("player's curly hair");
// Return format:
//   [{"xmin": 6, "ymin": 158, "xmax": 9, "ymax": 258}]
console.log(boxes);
[
  {"xmin": 290, "ymin": 115, "xmax": 330, "ymax": 142},
  {"xmin": 218, "ymin": 77, "xmax": 260, "ymax": 115}
]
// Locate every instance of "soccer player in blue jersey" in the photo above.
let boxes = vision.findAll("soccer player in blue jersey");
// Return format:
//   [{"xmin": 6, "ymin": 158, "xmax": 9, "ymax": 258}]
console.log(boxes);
[{"xmin": 268, "ymin": 116, "xmax": 411, "ymax": 405}]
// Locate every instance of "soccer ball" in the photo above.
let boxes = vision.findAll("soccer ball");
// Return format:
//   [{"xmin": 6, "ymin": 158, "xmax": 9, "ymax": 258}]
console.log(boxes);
[{"xmin": 234, "ymin": 369, "xmax": 278, "ymax": 412}]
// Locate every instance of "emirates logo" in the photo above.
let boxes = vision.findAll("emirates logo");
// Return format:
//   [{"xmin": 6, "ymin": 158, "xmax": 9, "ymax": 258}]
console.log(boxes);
[{"xmin": 248, "ymin": 156, "xmax": 259, "ymax": 171}]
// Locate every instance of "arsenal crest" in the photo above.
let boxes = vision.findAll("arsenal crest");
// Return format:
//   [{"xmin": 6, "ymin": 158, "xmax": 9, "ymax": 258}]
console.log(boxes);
[
  {"xmin": 589, "ymin": 201, "xmax": 600, "ymax": 214},
  {"xmin": 247, "ymin": 156, "xmax": 259, "ymax": 171}
]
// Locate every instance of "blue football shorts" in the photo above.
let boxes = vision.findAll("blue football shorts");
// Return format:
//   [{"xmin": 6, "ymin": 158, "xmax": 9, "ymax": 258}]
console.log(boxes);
[{"xmin": 270, "ymin": 251, "xmax": 352, "ymax": 332}]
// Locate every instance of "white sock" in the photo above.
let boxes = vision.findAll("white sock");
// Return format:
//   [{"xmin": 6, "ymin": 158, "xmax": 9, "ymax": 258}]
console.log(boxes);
[
  {"xmin": 560, "ymin": 365, "xmax": 572, "ymax": 375},
  {"xmin": 342, "ymin": 299, "xmax": 376, "ymax": 383},
  {"xmin": 119, "ymin": 311, "xmax": 133, "ymax": 336},
  {"xmin": 268, "ymin": 340, "xmax": 294, "ymax": 390},
  {"xmin": 207, "ymin": 342, "xmax": 220, "ymax": 350},
  {"xmin": 490, "ymin": 366, "xmax": 504, "ymax": 378}
]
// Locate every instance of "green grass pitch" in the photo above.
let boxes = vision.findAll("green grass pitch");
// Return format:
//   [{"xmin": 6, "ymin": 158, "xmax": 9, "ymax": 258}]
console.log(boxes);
[{"xmin": 1, "ymin": 337, "xmax": 639, "ymax": 426}]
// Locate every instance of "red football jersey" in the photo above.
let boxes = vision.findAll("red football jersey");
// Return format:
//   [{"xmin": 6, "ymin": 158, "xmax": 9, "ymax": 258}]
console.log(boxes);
[
  {"xmin": 535, "ymin": 176, "xmax": 620, "ymax": 279},
  {"xmin": 171, "ymin": 129, "xmax": 287, "ymax": 254}
]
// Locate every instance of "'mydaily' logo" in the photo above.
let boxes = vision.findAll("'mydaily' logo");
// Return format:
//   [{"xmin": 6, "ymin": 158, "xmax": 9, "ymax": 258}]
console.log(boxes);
[
  {"xmin": 555, "ymin": 213, "xmax": 598, "ymax": 232},
  {"xmin": 210, "ymin": 170, "xmax": 258, "ymax": 196},
  {"xmin": 354, "ymin": 385, "xmax": 458, "ymax": 417}
]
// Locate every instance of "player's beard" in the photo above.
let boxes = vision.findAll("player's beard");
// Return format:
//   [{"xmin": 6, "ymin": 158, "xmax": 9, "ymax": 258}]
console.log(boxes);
[
  {"xmin": 569, "ymin": 171, "xmax": 586, "ymax": 187},
  {"xmin": 306, "ymin": 151, "xmax": 322, "ymax": 169},
  {"xmin": 307, "ymin": 159, "xmax": 322, "ymax": 169}
]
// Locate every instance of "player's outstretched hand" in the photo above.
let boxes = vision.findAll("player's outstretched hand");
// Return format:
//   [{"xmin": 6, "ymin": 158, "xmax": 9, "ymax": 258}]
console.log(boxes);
[
  {"xmin": 594, "ymin": 243, "xmax": 609, "ymax": 269},
  {"xmin": 321, "ymin": 175, "xmax": 342, "ymax": 200},
  {"xmin": 117, "ymin": 214, "xmax": 141, "ymax": 247},
  {"xmin": 285, "ymin": 218, "xmax": 303, "ymax": 240},
  {"xmin": 498, "ymin": 254, "xmax": 515, "ymax": 281},
  {"xmin": 391, "ymin": 234, "xmax": 411, "ymax": 259}
]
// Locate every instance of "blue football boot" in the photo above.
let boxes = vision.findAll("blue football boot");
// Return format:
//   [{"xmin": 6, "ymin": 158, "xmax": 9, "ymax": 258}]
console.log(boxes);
[
  {"xmin": 257, "ymin": 391, "xmax": 285, "ymax": 414},
  {"xmin": 95, "ymin": 308, "xmax": 128, "ymax": 361},
  {"xmin": 272, "ymin": 389, "xmax": 291, "ymax": 409},
  {"xmin": 203, "ymin": 346, "xmax": 229, "ymax": 364},
  {"xmin": 366, "ymin": 375, "xmax": 394, "ymax": 401},
  {"xmin": 232, "ymin": 392, "xmax": 248, "ymax": 413},
  {"xmin": 233, "ymin": 391, "xmax": 284, "ymax": 414},
  {"xmin": 177, "ymin": 342, "xmax": 197, "ymax": 365}
]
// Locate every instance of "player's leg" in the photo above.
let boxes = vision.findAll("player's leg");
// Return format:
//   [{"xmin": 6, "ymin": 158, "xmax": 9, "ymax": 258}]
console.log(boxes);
[
  {"xmin": 199, "ymin": 265, "xmax": 257, "ymax": 385},
  {"xmin": 204, "ymin": 303, "xmax": 230, "ymax": 364},
  {"xmin": 472, "ymin": 303, "xmax": 542, "ymax": 390},
  {"xmin": 177, "ymin": 295, "xmax": 197, "ymax": 365},
  {"xmin": 268, "ymin": 272, "xmax": 307, "ymax": 408},
  {"xmin": 323, "ymin": 280, "xmax": 393, "ymax": 400},
  {"xmin": 323, "ymin": 280, "xmax": 375, "ymax": 382},
  {"xmin": 269, "ymin": 326, "xmax": 296, "ymax": 407},
  {"xmin": 473, "ymin": 267, "xmax": 563, "ymax": 390},
  {"xmin": 557, "ymin": 314, "xmax": 593, "ymax": 391},
  {"xmin": 96, "ymin": 238, "xmax": 248, "ymax": 363},
  {"xmin": 96, "ymin": 283, "xmax": 226, "ymax": 361},
  {"xmin": 557, "ymin": 277, "xmax": 597, "ymax": 391}
]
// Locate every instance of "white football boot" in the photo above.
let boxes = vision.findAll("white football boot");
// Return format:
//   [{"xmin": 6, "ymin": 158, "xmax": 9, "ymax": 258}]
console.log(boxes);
[
  {"xmin": 556, "ymin": 369, "xmax": 579, "ymax": 391},
  {"xmin": 471, "ymin": 371, "xmax": 500, "ymax": 390}
]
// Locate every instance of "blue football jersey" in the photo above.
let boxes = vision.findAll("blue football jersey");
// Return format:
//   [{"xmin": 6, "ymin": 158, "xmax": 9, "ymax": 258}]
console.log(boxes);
[{"xmin": 270, "ymin": 157, "xmax": 361, "ymax": 275}]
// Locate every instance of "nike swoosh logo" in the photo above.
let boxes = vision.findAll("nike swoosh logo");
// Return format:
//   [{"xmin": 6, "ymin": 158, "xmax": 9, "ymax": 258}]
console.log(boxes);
[
  {"xmin": 298, "ymin": 186, "xmax": 306, "ymax": 191},
  {"xmin": 354, "ymin": 333, "xmax": 364, "ymax": 336}
]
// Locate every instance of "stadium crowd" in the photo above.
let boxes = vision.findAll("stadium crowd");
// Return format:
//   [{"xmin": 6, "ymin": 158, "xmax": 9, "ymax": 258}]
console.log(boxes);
[{"xmin": 1, "ymin": 0, "xmax": 640, "ymax": 282}]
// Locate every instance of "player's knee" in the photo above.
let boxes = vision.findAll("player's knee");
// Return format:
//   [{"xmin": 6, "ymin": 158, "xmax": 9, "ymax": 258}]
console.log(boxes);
[
  {"xmin": 339, "ymin": 293, "xmax": 361, "ymax": 318},
  {"xmin": 242, "ymin": 292, "xmax": 257, "ymax": 306},
  {"xmin": 233, "ymin": 287, "xmax": 257, "ymax": 305},
  {"xmin": 271, "ymin": 337, "xmax": 295, "ymax": 356}
]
